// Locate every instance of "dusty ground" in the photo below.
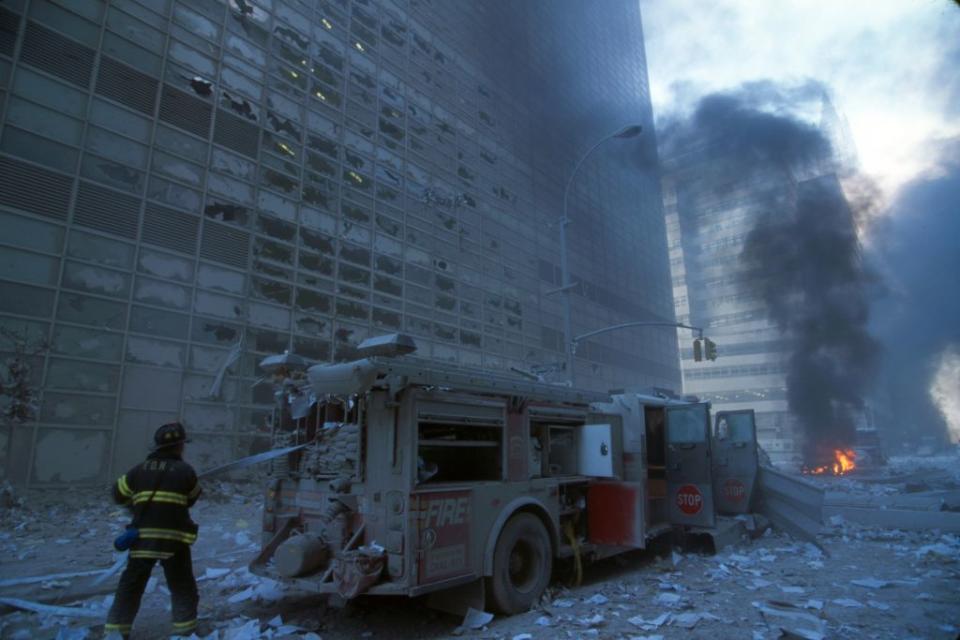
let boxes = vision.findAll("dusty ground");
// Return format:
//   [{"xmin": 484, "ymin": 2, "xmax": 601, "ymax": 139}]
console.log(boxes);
[{"xmin": 1, "ymin": 458, "xmax": 959, "ymax": 640}]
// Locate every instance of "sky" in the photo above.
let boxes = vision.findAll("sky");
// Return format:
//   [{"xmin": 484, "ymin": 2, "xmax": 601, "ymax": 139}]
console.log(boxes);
[{"xmin": 639, "ymin": 0, "xmax": 960, "ymax": 202}]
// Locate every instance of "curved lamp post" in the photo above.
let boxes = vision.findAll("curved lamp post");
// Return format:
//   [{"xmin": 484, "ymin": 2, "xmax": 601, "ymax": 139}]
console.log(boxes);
[{"xmin": 555, "ymin": 124, "xmax": 642, "ymax": 386}]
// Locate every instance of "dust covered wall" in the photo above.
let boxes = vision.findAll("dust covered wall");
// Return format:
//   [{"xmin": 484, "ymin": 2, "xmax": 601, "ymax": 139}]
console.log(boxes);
[{"xmin": 0, "ymin": 0, "xmax": 677, "ymax": 485}]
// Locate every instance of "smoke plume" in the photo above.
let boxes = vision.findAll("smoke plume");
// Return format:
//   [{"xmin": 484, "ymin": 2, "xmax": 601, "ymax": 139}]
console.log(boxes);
[
  {"xmin": 661, "ymin": 81, "xmax": 880, "ymax": 463},
  {"xmin": 868, "ymin": 138, "xmax": 960, "ymax": 445}
]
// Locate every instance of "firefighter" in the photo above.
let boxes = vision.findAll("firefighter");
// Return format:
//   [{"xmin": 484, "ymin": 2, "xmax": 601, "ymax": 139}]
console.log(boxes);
[{"xmin": 105, "ymin": 422, "xmax": 201, "ymax": 639}]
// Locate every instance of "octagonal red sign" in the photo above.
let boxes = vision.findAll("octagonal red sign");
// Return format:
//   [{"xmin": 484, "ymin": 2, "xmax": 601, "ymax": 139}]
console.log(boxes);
[{"xmin": 676, "ymin": 484, "xmax": 703, "ymax": 515}]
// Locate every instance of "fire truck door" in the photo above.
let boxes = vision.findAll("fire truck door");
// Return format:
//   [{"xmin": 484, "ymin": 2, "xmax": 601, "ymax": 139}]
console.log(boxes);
[
  {"xmin": 712, "ymin": 410, "xmax": 758, "ymax": 514},
  {"xmin": 665, "ymin": 403, "xmax": 716, "ymax": 528}
]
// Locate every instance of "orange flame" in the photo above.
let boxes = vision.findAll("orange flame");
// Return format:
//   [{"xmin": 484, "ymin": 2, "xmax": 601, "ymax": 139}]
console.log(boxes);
[{"xmin": 803, "ymin": 448, "xmax": 857, "ymax": 475}]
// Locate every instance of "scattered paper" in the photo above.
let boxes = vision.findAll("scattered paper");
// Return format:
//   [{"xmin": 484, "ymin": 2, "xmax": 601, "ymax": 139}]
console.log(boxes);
[
  {"xmin": 851, "ymin": 578, "xmax": 888, "ymax": 589},
  {"xmin": 832, "ymin": 598, "xmax": 865, "ymax": 608},
  {"xmin": 461, "ymin": 607, "xmax": 493, "ymax": 630}
]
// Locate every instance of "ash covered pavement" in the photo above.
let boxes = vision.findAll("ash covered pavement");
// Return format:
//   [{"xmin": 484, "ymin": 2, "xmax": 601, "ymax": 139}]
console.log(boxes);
[{"xmin": 1, "ymin": 457, "xmax": 959, "ymax": 640}]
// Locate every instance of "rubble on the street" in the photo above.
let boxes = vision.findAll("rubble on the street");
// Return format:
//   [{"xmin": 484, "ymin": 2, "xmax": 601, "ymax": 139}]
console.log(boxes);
[{"xmin": 2, "ymin": 457, "xmax": 959, "ymax": 639}]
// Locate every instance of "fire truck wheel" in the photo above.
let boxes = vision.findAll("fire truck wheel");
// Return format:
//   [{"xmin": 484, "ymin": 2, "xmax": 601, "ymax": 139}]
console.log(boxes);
[{"xmin": 488, "ymin": 512, "xmax": 552, "ymax": 614}]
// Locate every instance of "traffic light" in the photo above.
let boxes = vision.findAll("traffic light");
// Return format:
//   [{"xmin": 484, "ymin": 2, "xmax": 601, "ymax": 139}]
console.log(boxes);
[
  {"xmin": 693, "ymin": 338, "xmax": 703, "ymax": 362},
  {"xmin": 704, "ymin": 337, "xmax": 718, "ymax": 361}
]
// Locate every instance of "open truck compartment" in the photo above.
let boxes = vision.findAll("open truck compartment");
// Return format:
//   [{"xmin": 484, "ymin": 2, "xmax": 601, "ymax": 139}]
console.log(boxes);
[{"xmin": 251, "ymin": 334, "xmax": 761, "ymax": 613}]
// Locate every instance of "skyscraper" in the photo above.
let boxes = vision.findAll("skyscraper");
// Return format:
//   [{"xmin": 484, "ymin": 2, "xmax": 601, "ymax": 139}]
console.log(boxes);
[
  {"xmin": 0, "ymin": 0, "xmax": 676, "ymax": 485},
  {"xmin": 662, "ymin": 92, "xmax": 861, "ymax": 468}
]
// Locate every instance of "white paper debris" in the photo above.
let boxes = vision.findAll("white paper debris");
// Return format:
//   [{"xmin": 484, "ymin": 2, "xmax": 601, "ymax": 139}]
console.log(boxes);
[
  {"xmin": 832, "ymin": 598, "xmax": 865, "ymax": 608},
  {"xmin": 585, "ymin": 593, "xmax": 608, "ymax": 605},
  {"xmin": 851, "ymin": 578, "xmax": 889, "ymax": 589},
  {"xmin": 552, "ymin": 598, "xmax": 575, "ymax": 608},
  {"xmin": 628, "ymin": 612, "xmax": 670, "ymax": 630},
  {"xmin": 461, "ymin": 607, "xmax": 494, "ymax": 630}
]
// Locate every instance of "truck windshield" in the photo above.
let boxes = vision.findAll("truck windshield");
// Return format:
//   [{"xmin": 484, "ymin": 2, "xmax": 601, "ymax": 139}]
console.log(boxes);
[{"xmin": 666, "ymin": 404, "xmax": 707, "ymax": 443}]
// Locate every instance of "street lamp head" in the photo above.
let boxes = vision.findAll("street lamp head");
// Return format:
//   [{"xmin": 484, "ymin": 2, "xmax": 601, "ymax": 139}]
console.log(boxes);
[{"xmin": 613, "ymin": 124, "xmax": 643, "ymax": 139}]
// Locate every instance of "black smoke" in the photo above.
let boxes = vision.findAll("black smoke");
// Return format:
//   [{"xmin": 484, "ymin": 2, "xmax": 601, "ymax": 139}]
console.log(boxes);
[
  {"xmin": 661, "ymin": 82, "xmax": 880, "ymax": 463},
  {"xmin": 868, "ymin": 138, "xmax": 960, "ymax": 446},
  {"xmin": 743, "ymin": 176, "xmax": 880, "ymax": 462}
]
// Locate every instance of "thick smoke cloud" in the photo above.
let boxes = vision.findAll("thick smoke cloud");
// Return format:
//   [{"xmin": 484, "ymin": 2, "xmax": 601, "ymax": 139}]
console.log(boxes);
[
  {"xmin": 743, "ymin": 177, "xmax": 879, "ymax": 461},
  {"xmin": 869, "ymin": 137, "xmax": 960, "ymax": 444},
  {"xmin": 661, "ymin": 82, "xmax": 880, "ymax": 463}
]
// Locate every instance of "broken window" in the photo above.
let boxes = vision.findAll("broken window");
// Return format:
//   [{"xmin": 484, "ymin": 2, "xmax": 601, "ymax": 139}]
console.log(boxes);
[
  {"xmin": 129, "ymin": 305, "xmax": 190, "ymax": 340},
  {"xmin": 41, "ymin": 393, "xmax": 116, "ymax": 426},
  {"xmin": 133, "ymin": 276, "xmax": 190, "ymax": 309},
  {"xmin": 335, "ymin": 298, "xmax": 368, "ymax": 321},
  {"xmin": 46, "ymin": 358, "xmax": 119, "ymax": 393},
  {"xmin": 52, "ymin": 325, "xmax": 123, "ymax": 360},
  {"xmin": 127, "ymin": 336, "xmax": 184, "ymax": 368},
  {"xmin": 147, "ymin": 176, "xmax": 202, "ymax": 212}
]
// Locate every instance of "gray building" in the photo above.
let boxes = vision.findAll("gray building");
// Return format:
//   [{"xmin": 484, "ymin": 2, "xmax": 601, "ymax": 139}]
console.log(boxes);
[
  {"xmin": 662, "ymin": 96, "xmax": 856, "ymax": 468},
  {"xmin": 0, "ymin": 0, "xmax": 677, "ymax": 485}
]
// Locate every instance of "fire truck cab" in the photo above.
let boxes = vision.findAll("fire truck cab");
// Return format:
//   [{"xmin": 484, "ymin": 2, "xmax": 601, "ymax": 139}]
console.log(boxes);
[{"xmin": 252, "ymin": 334, "xmax": 758, "ymax": 614}]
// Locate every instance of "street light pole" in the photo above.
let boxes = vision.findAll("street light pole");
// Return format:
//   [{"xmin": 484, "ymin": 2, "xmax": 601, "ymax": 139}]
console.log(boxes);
[{"xmin": 556, "ymin": 124, "xmax": 643, "ymax": 386}]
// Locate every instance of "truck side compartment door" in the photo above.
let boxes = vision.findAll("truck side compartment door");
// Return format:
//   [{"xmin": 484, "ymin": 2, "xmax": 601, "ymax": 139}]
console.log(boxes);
[
  {"xmin": 712, "ymin": 410, "xmax": 758, "ymax": 514},
  {"xmin": 665, "ymin": 403, "xmax": 716, "ymax": 528}
]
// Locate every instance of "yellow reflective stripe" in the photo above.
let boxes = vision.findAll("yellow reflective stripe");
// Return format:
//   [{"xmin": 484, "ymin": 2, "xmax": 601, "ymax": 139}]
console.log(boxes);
[
  {"xmin": 132, "ymin": 490, "xmax": 188, "ymax": 505},
  {"xmin": 188, "ymin": 482, "xmax": 201, "ymax": 499},
  {"xmin": 116, "ymin": 475, "xmax": 133, "ymax": 497},
  {"xmin": 172, "ymin": 619, "xmax": 197, "ymax": 630},
  {"xmin": 132, "ymin": 495, "xmax": 186, "ymax": 506},
  {"xmin": 138, "ymin": 528, "xmax": 197, "ymax": 544},
  {"xmin": 105, "ymin": 623, "xmax": 132, "ymax": 632},
  {"xmin": 130, "ymin": 550, "xmax": 174, "ymax": 559}
]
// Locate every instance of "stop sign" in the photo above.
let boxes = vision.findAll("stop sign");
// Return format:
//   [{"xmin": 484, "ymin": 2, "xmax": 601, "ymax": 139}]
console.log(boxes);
[
  {"xmin": 722, "ymin": 478, "xmax": 746, "ymax": 502},
  {"xmin": 676, "ymin": 484, "xmax": 703, "ymax": 515}
]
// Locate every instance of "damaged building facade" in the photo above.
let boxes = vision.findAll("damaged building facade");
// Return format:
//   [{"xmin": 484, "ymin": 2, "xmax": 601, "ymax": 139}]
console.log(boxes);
[
  {"xmin": 0, "ymin": 0, "xmax": 676, "ymax": 485},
  {"xmin": 663, "ymin": 95, "xmax": 859, "ymax": 468}
]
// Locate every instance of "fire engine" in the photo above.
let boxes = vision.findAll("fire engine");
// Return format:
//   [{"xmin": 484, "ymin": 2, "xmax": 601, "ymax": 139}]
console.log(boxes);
[{"xmin": 250, "ymin": 334, "xmax": 759, "ymax": 614}]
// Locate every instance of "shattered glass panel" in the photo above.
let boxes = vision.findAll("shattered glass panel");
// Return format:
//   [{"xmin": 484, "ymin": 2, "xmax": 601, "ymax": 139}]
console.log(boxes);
[
  {"xmin": 129, "ymin": 305, "xmax": 190, "ymax": 339},
  {"xmin": 126, "ymin": 335, "xmax": 185, "ymax": 368},
  {"xmin": 55, "ymin": 293, "xmax": 126, "ymax": 330},
  {"xmin": 251, "ymin": 276, "xmax": 291, "ymax": 304},
  {"xmin": 80, "ymin": 154, "xmax": 145, "ymax": 193},
  {"xmin": 40, "ymin": 393, "xmax": 116, "ymax": 428},
  {"xmin": 67, "ymin": 231, "xmax": 134, "ymax": 269},
  {"xmin": 197, "ymin": 263, "xmax": 246, "ymax": 294},
  {"xmin": 156, "ymin": 124, "xmax": 210, "ymax": 164},
  {"xmin": 194, "ymin": 290, "xmax": 243, "ymax": 319},
  {"xmin": 52, "ymin": 325, "xmax": 123, "ymax": 360},
  {"xmin": 148, "ymin": 176, "xmax": 203, "ymax": 212},
  {"xmin": 294, "ymin": 288, "xmax": 331, "ymax": 314},
  {"xmin": 294, "ymin": 312, "xmax": 330, "ymax": 337},
  {"xmin": 63, "ymin": 261, "xmax": 130, "ymax": 298},
  {"xmin": 208, "ymin": 172, "xmax": 255, "ymax": 205},
  {"xmin": 138, "ymin": 248, "xmax": 194, "ymax": 283},
  {"xmin": 133, "ymin": 276, "xmax": 190, "ymax": 309},
  {"xmin": 211, "ymin": 147, "xmax": 257, "ymax": 181},
  {"xmin": 152, "ymin": 151, "xmax": 204, "ymax": 186},
  {"xmin": 191, "ymin": 318, "xmax": 241, "ymax": 346},
  {"xmin": 190, "ymin": 344, "xmax": 230, "ymax": 373},
  {"xmin": 248, "ymin": 301, "xmax": 290, "ymax": 329},
  {"xmin": 46, "ymin": 358, "xmax": 120, "ymax": 393}
]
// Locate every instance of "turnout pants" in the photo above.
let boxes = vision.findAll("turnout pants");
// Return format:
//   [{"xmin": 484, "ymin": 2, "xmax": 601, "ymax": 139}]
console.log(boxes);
[{"xmin": 105, "ymin": 546, "xmax": 198, "ymax": 637}]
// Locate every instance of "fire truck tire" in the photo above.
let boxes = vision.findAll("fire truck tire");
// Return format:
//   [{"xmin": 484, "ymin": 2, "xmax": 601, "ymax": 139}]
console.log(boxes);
[{"xmin": 488, "ymin": 512, "xmax": 552, "ymax": 614}]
